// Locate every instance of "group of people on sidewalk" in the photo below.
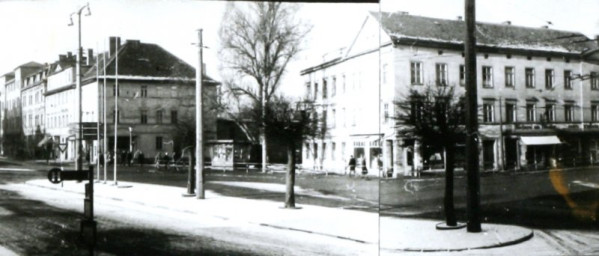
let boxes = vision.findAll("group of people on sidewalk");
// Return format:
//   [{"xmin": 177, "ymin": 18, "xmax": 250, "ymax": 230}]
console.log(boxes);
[
  {"xmin": 153, "ymin": 151, "xmax": 183, "ymax": 171},
  {"xmin": 99, "ymin": 149, "xmax": 146, "ymax": 167},
  {"xmin": 345, "ymin": 154, "xmax": 387, "ymax": 178}
]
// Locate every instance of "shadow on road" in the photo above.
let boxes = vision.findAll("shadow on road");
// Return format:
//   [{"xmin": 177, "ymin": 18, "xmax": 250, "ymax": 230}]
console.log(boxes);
[
  {"xmin": 386, "ymin": 189, "xmax": 599, "ymax": 231},
  {"xmin": 0, "ymin": 189, "xmax": 261, "ymax": 255}
]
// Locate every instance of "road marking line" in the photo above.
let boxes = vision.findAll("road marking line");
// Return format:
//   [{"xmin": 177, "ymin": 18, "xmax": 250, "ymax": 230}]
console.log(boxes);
[
  {"xmin": 0, "ymin": 167, "xmax": 34, "ymax": 172},
  {"xmin": 572, "ymin": 180, "xmax": 599, "ymax": 189}
]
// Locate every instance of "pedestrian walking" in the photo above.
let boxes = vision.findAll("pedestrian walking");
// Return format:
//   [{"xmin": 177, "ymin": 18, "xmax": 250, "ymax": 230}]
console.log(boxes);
[
  {"xmin": 127, "ymin": 151, "xmax": 133, "ymax": 167},
  {"xmin": 347, "ymin": 155, "xmax": 356, "ymax": 177},
  {"xmin": 139, "ymin": 151, "xmax": 145, "ymax": 167},
  {"xmin": 361, "ymin": 157, "xmax": 368, "ymax": 176},
  {"xmin": 154, "ymin": 152, "xmax": 163, "ymax": 170}
]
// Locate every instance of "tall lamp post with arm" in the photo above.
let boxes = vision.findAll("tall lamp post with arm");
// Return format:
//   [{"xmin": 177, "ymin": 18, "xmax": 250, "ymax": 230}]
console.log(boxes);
[
  {"xmin": 68, "ymin": 3, "xmax": 97, "ymax": 251},
  {"xmin": 68, "ymin": 2, "xmax": 91, "ymax": 172}
]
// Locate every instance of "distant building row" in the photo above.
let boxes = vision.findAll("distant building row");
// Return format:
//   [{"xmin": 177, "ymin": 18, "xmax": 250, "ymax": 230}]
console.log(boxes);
[
  {"xmin": 301, "ymin": 12, "xmax": 599, "ymax": 176},
  {"xmin": 0, "ymin": 37, "xmax": 230, "ymax": 164}
]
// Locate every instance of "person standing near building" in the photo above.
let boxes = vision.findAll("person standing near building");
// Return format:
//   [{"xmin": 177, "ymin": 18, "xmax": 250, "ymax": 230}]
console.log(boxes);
[
  {"xmin": 361, "ymin": 157, "xmax": 368, "ymax": 176},
  {"xmin": 154, "ymin": 152, "xmax": 162, "ymax": 170},
  {"xmin": 347, "ymin": 155, "xmax": 356, "ymax": 177},
  {"xmin": 163, "ymin": 152, "xmax": 170, "ymax": 171}
]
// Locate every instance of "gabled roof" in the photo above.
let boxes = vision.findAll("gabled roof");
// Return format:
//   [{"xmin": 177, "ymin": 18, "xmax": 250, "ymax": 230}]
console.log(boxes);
[
  {"xmin": 17, "ymin": 61, "xmax": 43, "ymax": 69},
  {"xmin": 84, "ymin": 40, "xmax": 219, "ymax": 85},
  {"xmin": 373, "ymin": 11, "xmax": 598, "ymax": 54}
]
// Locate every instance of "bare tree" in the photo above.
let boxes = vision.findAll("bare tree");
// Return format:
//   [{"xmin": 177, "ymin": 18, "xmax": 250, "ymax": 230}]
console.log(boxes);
[
  {"xmin": 259, "ymin": 96, "xmax": 317, "ymax": 208},
  {"xmin": 219, "ymin": 2, "xmax": 310, "ymax": 172},
  {"xmin": 395, "ymin": 85, "xmax": 466, "ymax": 227}
]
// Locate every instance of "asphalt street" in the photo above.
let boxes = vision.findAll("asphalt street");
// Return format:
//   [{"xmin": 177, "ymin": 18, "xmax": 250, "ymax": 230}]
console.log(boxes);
[
  {"xmin": 3, "ymin": 158, "xmax": 599, "ymax": 255},
  {"xmin": 0, "ymin": 160, "xmax": 377, "ymax": 255}
]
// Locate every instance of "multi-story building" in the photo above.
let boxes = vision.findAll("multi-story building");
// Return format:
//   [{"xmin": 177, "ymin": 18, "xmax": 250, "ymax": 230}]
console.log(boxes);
[
  {"xmin": 44, "ymin": 52, "xmax": 85, "ymax": 161},
  {"xmin": 0, "ymin": 37, "xmax": 220, "ymax": 164},
  {"xmin": 301, "ymin": 11, "xmax": 599, "ymax": 176},
  {"xmin": 75, "ymin": 37, "xmax": 219, "ymax": 163},
  {"xmin": 1, "ymin": 61, "xmax": 44, "ymax": 157}
]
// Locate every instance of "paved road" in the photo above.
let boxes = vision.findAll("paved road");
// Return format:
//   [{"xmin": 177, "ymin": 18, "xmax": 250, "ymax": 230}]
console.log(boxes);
[
  {"xmin": 381, "ymin": 168, "xmax": 599, "ymax": 223},
  {"xmin": 380, "ymin": 167, "xmax": 599, "ymax": 255},
  {"xmin": 0, "ymin": 160, "xmax": 377, "ymax": 255}
]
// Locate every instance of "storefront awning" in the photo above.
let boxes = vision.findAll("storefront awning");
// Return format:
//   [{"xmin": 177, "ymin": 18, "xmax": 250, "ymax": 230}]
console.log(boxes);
[{"xmin": 520, "ymin": 136, "xmax": 562, "ymax": 146}]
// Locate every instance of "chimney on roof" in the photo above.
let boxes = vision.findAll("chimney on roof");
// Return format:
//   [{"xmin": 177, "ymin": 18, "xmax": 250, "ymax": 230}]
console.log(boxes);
[
  {"xmin": 126, "ymin": 39, "xmax": 140, "ymax": 47},
  {"xmin": 87, "ymin": 49, "xmax": 94, "ymax": 65},
  {"xmin": 503, "ymin": 21, "xmax": 511, "ymax": 25},
  {"xmin": 59, "ymin": 54, "xmax": 66, "ymax": 62},
  {"xmin": 541, "ymin": 25, "xmax": 549, "ymax": 29},
  {"xmin": 109, "ymin": 36, "xmax": 121, "ymax": 57},
  {"xmin": 67, "ymin": 52, "xmax": 73, "ymax": 59},
  {"xmin": 457, "ymin": 16, "xmax": 463, "ymax": 21}
]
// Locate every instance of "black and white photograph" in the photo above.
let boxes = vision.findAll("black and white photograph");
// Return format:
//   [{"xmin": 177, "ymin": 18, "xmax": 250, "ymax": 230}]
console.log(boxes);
[{"xmin": 0, "ymin": 0, "xmax": 598, "ymax": 255}]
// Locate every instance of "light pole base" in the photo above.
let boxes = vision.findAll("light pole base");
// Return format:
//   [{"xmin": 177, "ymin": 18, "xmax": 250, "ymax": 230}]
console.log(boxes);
[
  {"xmin": 436, "ymin": 222, "xmax": 467, "ymax": 230},
  {"xmin": 182, "ymin": 193, "xmax": 196, "ymax": 197}
]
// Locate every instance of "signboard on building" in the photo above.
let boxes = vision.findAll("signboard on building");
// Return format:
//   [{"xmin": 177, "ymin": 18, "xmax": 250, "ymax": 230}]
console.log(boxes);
[{"xmin": 68, "ymin": 122, "xmax": 99, "ymax": 140}]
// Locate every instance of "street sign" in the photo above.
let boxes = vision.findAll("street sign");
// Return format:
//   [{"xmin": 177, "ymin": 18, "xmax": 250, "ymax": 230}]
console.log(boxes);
[
  {"xmin": 47, "ymin": 168, "xmax": 89, "ymax": 184},
  {"xmin": 58, "ymin": 143, "xmax": 67, "ymax": 153},
  {"xmin": 47, "ymin": 168, "xmax": 61, "ymax": 184}
]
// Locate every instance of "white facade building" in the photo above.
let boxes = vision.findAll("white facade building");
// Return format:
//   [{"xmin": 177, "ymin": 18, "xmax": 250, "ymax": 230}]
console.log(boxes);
[{"xmin": 301, "ymin": 11, "xmax": 599, "ymax": 176}]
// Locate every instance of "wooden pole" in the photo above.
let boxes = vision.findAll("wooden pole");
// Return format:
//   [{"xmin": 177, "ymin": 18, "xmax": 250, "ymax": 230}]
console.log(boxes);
[
  {"xmin": 465, "ymin": 0, "xmax": 482, "ymax": 232},
  {"xmin": 196, "ymin": 29, "xmax": 205, "ymax": 199}
]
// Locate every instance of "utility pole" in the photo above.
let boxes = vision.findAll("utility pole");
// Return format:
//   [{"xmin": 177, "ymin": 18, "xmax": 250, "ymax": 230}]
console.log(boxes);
[
  {"xmin": 465, "ymin": 0, "xmax": 482, "ymax": 232},
  {"xmin": 114, "ymin": 38, "xmax": 119, "ymax": 186},
  {"xmin": 196, "ymin": 29, "xmax": 205, "ymax": 199},
  {"xmin": 103, "ymin": 40, "xmax": 107, "ymax": 183}
]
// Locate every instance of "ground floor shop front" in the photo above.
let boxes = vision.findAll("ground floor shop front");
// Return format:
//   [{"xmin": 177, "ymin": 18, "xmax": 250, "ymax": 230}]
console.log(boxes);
[{"xmin": 384, "ymin": 129, "xmax": 599, "ymax": 177}]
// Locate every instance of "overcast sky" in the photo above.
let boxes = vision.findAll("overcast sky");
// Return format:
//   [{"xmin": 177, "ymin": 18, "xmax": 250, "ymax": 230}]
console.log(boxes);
[{"xmin": 0, "ymin": 0, "xmax": 597, "ymax": 97}]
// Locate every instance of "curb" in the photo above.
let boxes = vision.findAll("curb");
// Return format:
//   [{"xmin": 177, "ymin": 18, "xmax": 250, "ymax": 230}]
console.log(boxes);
[
  {"xmin": 257, "ymin": 223, "xmax": 369, "ymax": 244},
  {"xmin": 395, "ymin": 231, "xmax": 534, "ymax": 252}
]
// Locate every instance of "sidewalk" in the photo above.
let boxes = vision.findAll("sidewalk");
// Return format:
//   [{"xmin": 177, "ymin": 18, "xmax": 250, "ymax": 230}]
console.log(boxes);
[
  {"xmin": 21, "ymin": 178, "xmax": 533, "ymax": 253},
  {"xmin": 380, "ymin": 217, "xmax": 533, "ymax": 252}
]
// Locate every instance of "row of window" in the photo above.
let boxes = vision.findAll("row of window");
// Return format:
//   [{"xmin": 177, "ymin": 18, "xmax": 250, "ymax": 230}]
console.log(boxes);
[
  {"xmin": 22, "ymin": 90, "xmax": 44, "ymax": 107},
  {"xmin": 124, "ymin": 109, "xmax": 178, "ymax": 125},
  {"xmin": 481, "ymin": 102, "xmax": 595, "ymax": 123},
  {"xmin": 410, "ymin": 100, "xmax": 599, "ymax": 123},
  {"xmin": 313, "ymin": 106, "xmax": 363, "ymax": 130},
  {"xmin": 307, "ymin": 72, "xmax": 368, "ymax": 101},
  {"xmin": 305, "ymin": 141, "xmax": 346, "ymax": 161},
  {"xmin": 410, "ymin": 61, "xmax": 599, "ymax": 89}
]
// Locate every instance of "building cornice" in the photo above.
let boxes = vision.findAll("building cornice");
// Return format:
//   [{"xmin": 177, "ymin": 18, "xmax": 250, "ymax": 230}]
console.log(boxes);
[
  {"xmin": 300, "ymin": 42, "xmax": 393, "ymax": 75},
  {"xmin": 393, "ymin": 37, "xmax": 584, "ymax": 60}
]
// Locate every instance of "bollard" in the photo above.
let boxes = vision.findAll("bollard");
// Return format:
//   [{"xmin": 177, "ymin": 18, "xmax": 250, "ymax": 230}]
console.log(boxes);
[
  {"xmin": 81, "ymin": 165, "xmax": 96, "ymax": 252},
  {"xmin": 182, "ymin": 148, "xmax": 195, "ymax": 197}
]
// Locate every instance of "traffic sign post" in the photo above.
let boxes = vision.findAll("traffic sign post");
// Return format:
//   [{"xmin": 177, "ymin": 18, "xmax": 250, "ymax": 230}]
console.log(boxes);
[
  {"xmin": 46, "ymin": 165, "xmax": 96, "ymax": 248},
  {"xmin": 47, "ymin": 168, "xmax": 89, "ymax": 183}
]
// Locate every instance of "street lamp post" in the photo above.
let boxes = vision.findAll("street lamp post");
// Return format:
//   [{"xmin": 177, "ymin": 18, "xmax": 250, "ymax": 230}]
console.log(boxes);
[
  {"xmin": 69, "ymin": 2, "xmax": 91, "ymax": 172},
  {"xmin": 69, "ymin": 3, "xmax": 96, "ymax": 252}
]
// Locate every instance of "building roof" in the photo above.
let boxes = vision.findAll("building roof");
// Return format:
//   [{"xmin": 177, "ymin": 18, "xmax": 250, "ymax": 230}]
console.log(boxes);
[
  {"xmin": 84, "ymin": 40, "xmax": 219, "ymax": 85},
  {"xmin": 373, "ymin": 11, "xmax": 599, "ymax": 54},
  {"xmin": 16, "ymin": 61, "xmax": 43, "ymax": 69}
]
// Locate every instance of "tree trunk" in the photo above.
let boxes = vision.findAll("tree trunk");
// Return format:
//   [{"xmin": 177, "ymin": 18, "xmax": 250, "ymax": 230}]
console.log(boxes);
[
  {"xmin": 444, "ymin": 145, "xmax": 457, "ymax": 226},
  {"xmin": 285, "ymin": 141, "xmax": 296, "ymax": 208}
]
